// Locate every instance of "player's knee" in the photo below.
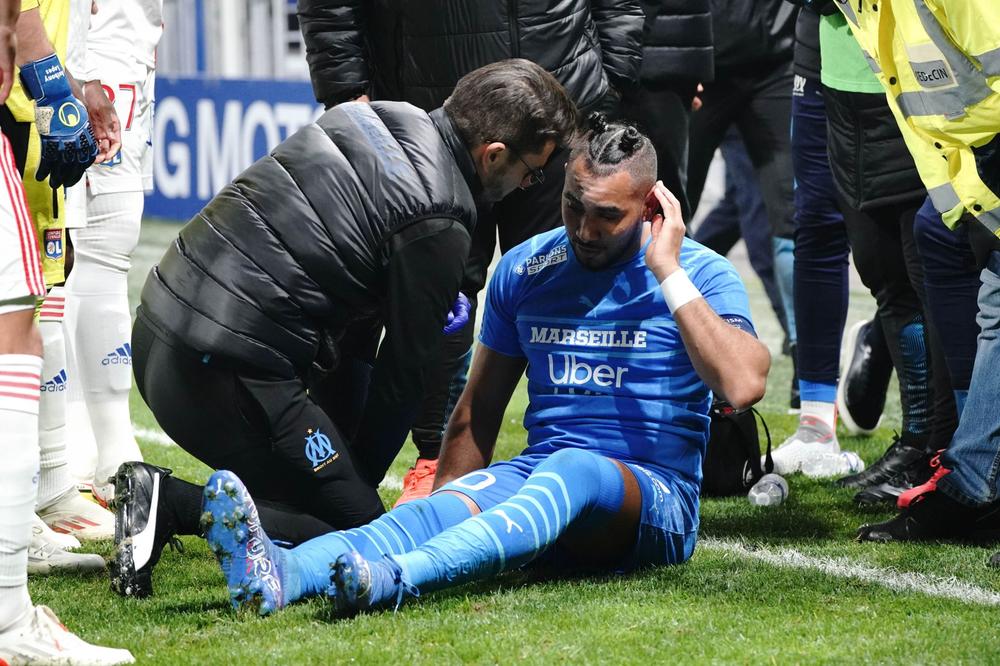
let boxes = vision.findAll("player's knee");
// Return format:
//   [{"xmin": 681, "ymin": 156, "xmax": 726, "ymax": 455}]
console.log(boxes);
[
  {"xmin": 538, "ymin": 448, "xmax": 608, "ymax": 486},
  {"xmin": 0, "ymin": 309, "xmax": 43, "ymax": 356}
]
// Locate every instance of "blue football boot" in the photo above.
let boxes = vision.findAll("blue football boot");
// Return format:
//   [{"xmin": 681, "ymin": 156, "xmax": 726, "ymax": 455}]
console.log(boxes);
[
  {"xmin": 201, "ymin": 470, "xmax": 289, "ymax": 616},
  {"xmin": 327, "ymin": 550, "xmax": 418, "ymax": 616}
]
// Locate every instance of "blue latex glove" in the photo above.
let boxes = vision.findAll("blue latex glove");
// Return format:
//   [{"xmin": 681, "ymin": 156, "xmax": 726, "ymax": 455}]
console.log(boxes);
[
  {"xmin": 19, "ymin": 53, "xmax": 97, "ymax": 188},
  {"xmin": 443, "ymin": 292, "xmax": 471, "ymax": 335}
]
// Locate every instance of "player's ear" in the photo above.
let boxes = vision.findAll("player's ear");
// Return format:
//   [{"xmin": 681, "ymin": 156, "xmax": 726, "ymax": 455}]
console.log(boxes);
[{"xmin": 642, "ymin": 187, "xmax": 659, "ymax": 221}]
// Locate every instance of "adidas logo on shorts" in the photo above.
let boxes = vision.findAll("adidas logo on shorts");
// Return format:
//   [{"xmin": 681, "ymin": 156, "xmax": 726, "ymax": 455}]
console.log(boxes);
[
  {"xmin": 42, "ymin": 369, "xmax": 68, "ymax": 392},
  {"xmin": 102, "ymin": 343, "xmax": 133, "ymax": 366}
]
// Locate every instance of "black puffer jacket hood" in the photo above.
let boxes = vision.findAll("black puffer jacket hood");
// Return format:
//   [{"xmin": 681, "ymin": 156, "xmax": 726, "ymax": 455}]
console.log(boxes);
[{"xmin": 298, "ymin": 0, "xmax": 644, "ymax": 111}]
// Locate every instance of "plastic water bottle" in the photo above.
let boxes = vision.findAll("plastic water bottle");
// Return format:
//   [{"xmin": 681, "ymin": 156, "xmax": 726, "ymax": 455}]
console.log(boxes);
[
  {"xmin": 748, "ymin": 473, "xmax": 789, "ymax": 507},
  {"xmin": 801, "ymin": 451, "xmax": 866, "ymax": 479}
]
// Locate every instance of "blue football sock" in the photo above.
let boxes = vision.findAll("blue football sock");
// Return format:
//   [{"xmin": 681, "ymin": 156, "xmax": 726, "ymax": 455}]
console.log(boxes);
[
  {"xmin": 393, "ymin": 448, "xmax": 625, "ymax": 593},
  {"xmin": 898, "ymin": 317, "xmax": 930, "ymax": 435},
  {"xmin": 799, "ymin": 379, "xmax": 837, "ymax": 404},
  {"xmin": 773, "ymin": 237, "xmax": 797, "ymax": 343},
  {"xmin": 287, "ymin": 492, "xmax": 473, "ymax": 601}
]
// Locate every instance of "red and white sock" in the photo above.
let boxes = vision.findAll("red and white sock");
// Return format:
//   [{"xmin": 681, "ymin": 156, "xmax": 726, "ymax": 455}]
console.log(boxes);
[
  {"xmin": 800, "ymin": 400, "xmax": 837, "ymax": 433},
  {"xmin": 36, "ymin": 288, "xmax": 73, "ymax": 510},
  {"xmin": 0, "ymin": 354, "xmax": 41, "ymax": 632}
]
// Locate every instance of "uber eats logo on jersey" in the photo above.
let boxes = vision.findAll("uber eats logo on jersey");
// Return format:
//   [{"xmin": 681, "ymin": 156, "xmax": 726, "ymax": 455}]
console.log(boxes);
[{"xmin": 304, "ymin": 428, "xmax": 338, "ymax": 472}]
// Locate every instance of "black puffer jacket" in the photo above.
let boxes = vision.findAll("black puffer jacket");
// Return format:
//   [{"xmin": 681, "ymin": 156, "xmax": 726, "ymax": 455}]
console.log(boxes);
[
  {"xmin": 638, "ymin": 0, "xmax": 714, "ymax": 84},
  {"xmin": 297, "ymin": 0, "xmax": 644, "ymax": 112},
  {"xmin": 139, "ymin": 102, "xmax": 478, "ymax": 464},
  {"xmin": 824, "ymin": 87, "xmax": 925, "ymax": 210},
  {"xmin": 709, "ymin": 0, "xmax": 796, "ymax": 72}
]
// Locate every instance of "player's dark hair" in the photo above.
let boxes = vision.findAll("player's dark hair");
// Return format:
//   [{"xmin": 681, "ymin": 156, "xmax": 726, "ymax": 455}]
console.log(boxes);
[
  {"xmin": 444, "ymin": 59, "xmax": 579, "ymax": 156},
  {"xmin": 569, "ymin": 112, "xmax": 657, "ymax": 187}
]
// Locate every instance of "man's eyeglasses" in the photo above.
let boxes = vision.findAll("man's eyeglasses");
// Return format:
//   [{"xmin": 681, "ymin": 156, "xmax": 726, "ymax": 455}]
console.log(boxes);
[{"xmin": 506, "ymin": 145, "xmax": 545, "ymax": 189}]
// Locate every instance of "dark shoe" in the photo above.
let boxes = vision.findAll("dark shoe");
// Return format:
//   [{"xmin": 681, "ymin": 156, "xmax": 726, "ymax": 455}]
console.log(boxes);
[
  {"xmin": 857, "ymin": 491, "xmax": 1000, "ymax": 543},
  {"xmin": 854, "ymin": 452, "xmax": 933, "ymax": 505},
  {"xmin": 109, "ymin": 462, "xmax": 179, "ymax": 598},
  {"xmin": 837, "ymin": 433, "xmax": 927, "ymax": 489},
  {"xmin": 897, "ymin": 451, "xmax": 949, "ymax": 509},
  {"xmin": 837, "ymin": 319, "xmax": 893, "ymax": 435}
]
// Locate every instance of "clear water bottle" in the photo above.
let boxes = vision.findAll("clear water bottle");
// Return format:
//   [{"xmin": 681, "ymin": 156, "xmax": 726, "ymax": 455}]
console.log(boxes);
[
  {"xmin": 801, "ymin": 451, "xmax": 865, "ymax": 478},
  {"xmin": 748, "ymin": 473, "xmax": 789, "ymax": 507}
]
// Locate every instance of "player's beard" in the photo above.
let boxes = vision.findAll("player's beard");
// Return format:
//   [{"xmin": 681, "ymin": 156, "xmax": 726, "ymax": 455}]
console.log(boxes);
[{"xmin": 571, "ymin": 221, "xmax": 643, "ymax": 271}]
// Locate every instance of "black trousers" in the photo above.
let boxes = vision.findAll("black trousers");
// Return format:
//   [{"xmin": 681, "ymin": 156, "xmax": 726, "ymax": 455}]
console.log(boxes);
[
  {"xmin": 686, "ymin": 60, "xmax": 796, "ymax": 239},
  {"xmin": 841, "ymin": 196, "xmax": 958, "ymax": 450},
  {"xmin": 622, "ymin": 80, "xmax": 697, "ymax": 221},
  {"xmin": 132, "ymin": 314, "xmax": 386, "ymax": 543}
]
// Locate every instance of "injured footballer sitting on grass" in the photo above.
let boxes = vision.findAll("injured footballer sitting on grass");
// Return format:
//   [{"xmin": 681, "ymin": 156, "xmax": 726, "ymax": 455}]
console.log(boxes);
[{"xmin": 195, "ymin": 115, "xmax": 771, "ymax": 616}]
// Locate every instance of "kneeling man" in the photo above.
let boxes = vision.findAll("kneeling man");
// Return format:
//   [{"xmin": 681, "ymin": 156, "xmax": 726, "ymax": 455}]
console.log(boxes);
[{"xmin": 199, "ymin": 116, "xmax": 770, "ymax": 616}]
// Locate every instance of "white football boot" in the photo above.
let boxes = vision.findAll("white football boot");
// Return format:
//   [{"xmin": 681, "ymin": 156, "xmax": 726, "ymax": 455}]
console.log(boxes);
[
  {"xmin": 0, "ymin": 606, "xmax": 134, "ymax": 665},
  {"xmin": 31, "ymin": 513, "xmax": 81, "ymax": 551},
  {"xmin": 37, "ymin": 489, "xmax": 115, "ymax": 541},
  {"xmin": 28, "ymin": 520, "xmax": 106, "ymax": 575},
  {"xmin": 766, "ymin": 415, "xmax": 840, "ymax": 475}
]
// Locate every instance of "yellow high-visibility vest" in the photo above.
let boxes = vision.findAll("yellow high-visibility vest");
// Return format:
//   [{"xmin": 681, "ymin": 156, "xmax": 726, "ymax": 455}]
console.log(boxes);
[{"xmin": 836, "ymin": 0, "xmax": 1000, "ymax": 235}]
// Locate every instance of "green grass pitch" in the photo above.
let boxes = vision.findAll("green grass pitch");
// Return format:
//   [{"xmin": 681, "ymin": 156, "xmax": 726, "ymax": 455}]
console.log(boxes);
[{"xmin": 28, "ymin": 220, "xmax": 1000, "ymax": 664}]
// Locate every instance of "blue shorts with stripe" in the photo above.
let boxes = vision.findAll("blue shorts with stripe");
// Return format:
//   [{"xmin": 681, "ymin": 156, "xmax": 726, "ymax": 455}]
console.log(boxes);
[{"xmin": 434, "ymin": 452, "xmax": 700, "ymax": 570}]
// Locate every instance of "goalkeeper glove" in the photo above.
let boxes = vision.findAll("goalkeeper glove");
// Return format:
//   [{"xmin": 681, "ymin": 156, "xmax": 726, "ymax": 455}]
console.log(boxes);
[{"xmin": 19, "ymin": 53, "xmax": 97, "ymax": 188}]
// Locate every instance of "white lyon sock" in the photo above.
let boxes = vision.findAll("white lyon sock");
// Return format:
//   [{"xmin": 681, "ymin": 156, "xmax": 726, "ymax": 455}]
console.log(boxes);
[
  {"xmin": 36, "ymin": 288, "xmax": 73, "ymax": 509},
  {"xmin": 0, "ymin": 354, "xmax": 42, "ymax": 632}
]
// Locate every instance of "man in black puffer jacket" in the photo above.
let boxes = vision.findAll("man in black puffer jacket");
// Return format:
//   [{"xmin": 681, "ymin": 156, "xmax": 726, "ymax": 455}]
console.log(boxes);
[
  {"xmin": 297, "ymin": 0, "xmax": 642, "ymax": 114},
  {"xmin": 296, "ymin": 0, "xmax": 644, "ymax": 501},
  {"xmin": 109, "ymin": 61, "xmax": 578, "ymax": 600}
]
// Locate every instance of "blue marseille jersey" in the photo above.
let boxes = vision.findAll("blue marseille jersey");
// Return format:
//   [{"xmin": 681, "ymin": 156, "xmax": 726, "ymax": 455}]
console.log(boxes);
[{"xmin": 479, "ymin": 228, "xmax": 753, "ymax": 487}]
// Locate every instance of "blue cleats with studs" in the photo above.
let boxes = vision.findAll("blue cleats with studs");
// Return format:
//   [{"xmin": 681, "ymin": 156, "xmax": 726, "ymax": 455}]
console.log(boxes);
[
  {"xmin": 327, "ymin": 550, "xmax": 418, "ymax": 616},
  {"xmin": 201, "ymin": 470, "xmax": 290, "ymax": 616}
]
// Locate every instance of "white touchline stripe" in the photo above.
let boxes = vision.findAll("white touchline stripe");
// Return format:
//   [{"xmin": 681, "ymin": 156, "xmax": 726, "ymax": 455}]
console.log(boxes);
[
  {"xmin": 133, "ymin": 426, "xmax": 404, "ymax": 491},
  {"xmin": 134, "ymin": 427, "xmax": 175, "ymax": 447},
  {"xmin": 701, "ymin": 537, "xmax": 1000, "ymax": 607}
]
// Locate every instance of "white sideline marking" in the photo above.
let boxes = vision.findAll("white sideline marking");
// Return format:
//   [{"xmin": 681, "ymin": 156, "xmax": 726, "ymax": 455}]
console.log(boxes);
[
  {"xmin": 134, "ymin": 427, "xmax": 175, "ymax": 447},
  {"xmin": 133, "ymin": 426, "xmax": 404, "ymax": 491},
  {"xmin": 701, "ymin": 537, "xmax": 1000, "ymax": 607}
]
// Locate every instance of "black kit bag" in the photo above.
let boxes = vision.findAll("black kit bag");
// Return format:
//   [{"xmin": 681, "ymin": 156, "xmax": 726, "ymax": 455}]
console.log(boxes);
[{"xmin": 700, "ymin": 400, "xmax": 773, "ymax": 497}]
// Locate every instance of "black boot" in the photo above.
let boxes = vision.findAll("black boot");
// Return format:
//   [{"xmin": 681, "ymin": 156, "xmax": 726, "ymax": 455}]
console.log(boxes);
[{"xmin": 857, "ymin": 491, "xmax": 1000, "ymax": 543}]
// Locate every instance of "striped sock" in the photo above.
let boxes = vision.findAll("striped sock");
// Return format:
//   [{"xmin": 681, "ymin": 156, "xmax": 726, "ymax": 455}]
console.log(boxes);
[
  {"xmin": 36, "ymin": 288, "xmax": 73, "ymax": 510},
  {"xmin": 395, "ymin": 449, "xmax": 624, "ymax": 593},
  {"xmin": 0, "ymin": 354, "xmax": 41, "ymax": 632},
  {"xmin": 287, "ymin": 492, "xmax": 473, "ymax": 601}
]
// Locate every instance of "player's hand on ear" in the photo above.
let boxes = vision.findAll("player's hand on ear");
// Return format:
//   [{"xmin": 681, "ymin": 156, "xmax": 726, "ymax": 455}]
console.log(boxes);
[{"xmin": 643, "ymin": 180, "xmax": 685, "ymax": 283}]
